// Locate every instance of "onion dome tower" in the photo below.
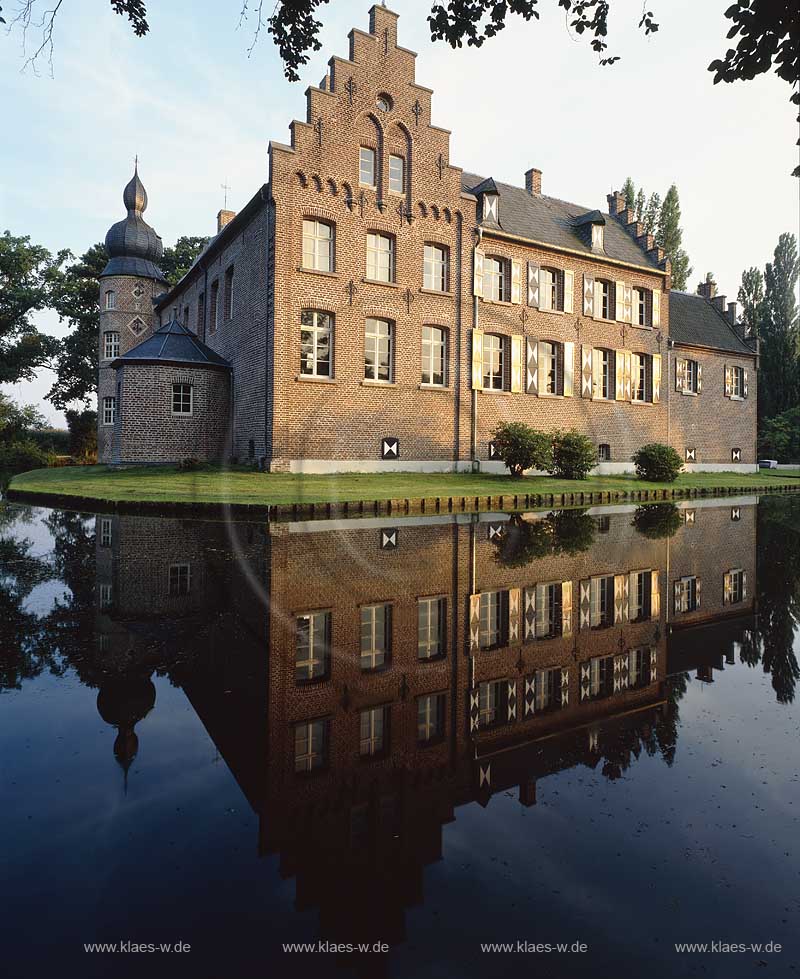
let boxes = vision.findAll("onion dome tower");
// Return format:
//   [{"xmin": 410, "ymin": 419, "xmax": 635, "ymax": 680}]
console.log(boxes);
[
  {"xmin": 96, "ymin": 675, "xmax": 157, "ymax": 793},
  {"xmin": 98, "ymin": 163, "xmax": 168, "ymax": 464}
]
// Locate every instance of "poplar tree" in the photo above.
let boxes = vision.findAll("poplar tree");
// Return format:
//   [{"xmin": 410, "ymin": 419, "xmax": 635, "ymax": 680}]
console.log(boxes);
[
  {"xmin": 621, "ymin": 177, "xmax": 636, "ymax": 211},
  {"xmin": 657, "ymin": 185, "xmax": 691, "ymax": 290},
  {"xmin": 737, "ymin": 267, "xmax": 765, "ymax": 339}
]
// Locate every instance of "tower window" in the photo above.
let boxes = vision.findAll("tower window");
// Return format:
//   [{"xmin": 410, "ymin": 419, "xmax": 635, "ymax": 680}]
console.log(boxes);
[
  {"xmin": 104, "ymin": 290, "xmax": 116, "ymax": 310},
  {"xmin": 103, "ymin": 332, "xmax": 120, "ymax": 360},
  {"xmin": 102, "ymin": 396, "xmax": 116, "ymax": 426}
]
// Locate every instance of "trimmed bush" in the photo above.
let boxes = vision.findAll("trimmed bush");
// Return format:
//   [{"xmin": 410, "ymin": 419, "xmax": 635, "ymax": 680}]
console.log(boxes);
[
  {"xmin": 632, "ymin": 503, "xmax": 682, "ymax": 539},
  {"xmin": 632, "ymin": 443, "xmax": 683, "ymax": 482},
  {"xmin": 549, "ymin": 429, "xmax": 597, "ymax": 480},
  {"xmin": 491, "ymin": 422, "xmax": 552, "ymax": 478}
]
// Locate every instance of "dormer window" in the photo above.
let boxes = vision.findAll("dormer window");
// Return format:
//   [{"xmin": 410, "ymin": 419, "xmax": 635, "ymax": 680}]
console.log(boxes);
[
  {"xmin": 482, "ymin": 194, "xmax": 499, "ymax": 223},
  {"xmin": 591, "ymin": 223, "xmax": 604, "ymax": 251}
]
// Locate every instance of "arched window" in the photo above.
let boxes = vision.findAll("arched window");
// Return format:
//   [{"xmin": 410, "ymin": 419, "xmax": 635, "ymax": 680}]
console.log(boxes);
[
  {"xmin": 376, "ymin": 93, "xmax": 393, "ymax": 112},
  {"xmin": 104, "ymin": 290, "xmax": 116, "ymax": 310},
  {"xmin": 483, "ymin": 256, "xmax": 510, "ymax": 302}
]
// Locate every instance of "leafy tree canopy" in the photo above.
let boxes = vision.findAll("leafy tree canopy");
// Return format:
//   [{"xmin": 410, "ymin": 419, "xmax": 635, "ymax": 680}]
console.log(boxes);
[{"xmin": 160, "ymin": 236, "xmax": 210, "ymax": 287}]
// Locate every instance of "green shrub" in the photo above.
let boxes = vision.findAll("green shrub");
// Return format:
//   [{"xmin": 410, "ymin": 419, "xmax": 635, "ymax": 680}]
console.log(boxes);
[
  {"xmin": 491, "ymin": 422, "xmax": 552, "ymax": 477},
  {"xmin": 65, "ymin": 409, "xmax": 97, "ymax": 463},
  {"xmin": 178, "ymin": 458, "xmax": 203, "ymax": 472},
  {"xmin": 549, "ymin": 429, "xmax": 597, "ymax": 480},
  {"xmin": 0, "ymin": 439, "xmax": 50, "ymax": 477},
  {"xmin": 492, "ymin": 509, "xmax": 596, "ymax": 567},
  {"xmin": 759, "ymin": 406, "xmax": 800, "ymax": 463},
  {"xmin": 632, "ymin": 443, "xmax": 683, "ymax": 482},
  {"xmin": 632, "ymin": 503, "xmax": 683, "ymax": 539}
]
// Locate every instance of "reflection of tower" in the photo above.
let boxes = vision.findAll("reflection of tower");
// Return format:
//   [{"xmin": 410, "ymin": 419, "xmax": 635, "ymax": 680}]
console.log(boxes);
[
  {"xmin": 96, "ymin": 675, "xmax": 156, "ymax": 791},
  {"xmin": 98, "ymin": 164, "xmax": 167, "ymax": 463}
]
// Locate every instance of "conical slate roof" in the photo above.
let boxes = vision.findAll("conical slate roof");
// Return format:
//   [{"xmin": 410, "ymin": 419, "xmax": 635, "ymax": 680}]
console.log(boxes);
[
  {"xmin": 102, "ymin": 164, "xmax": 167, "ymax": 281},
  {"xmin": 111, "ymin": 318, "xmax": 231, "ymax": 370}
]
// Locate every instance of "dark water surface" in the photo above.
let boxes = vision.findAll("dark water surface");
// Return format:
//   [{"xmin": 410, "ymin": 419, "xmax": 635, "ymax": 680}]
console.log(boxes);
[{"xmin": 1, "ymin": 495, "xmax": 799, "ymax": 979}]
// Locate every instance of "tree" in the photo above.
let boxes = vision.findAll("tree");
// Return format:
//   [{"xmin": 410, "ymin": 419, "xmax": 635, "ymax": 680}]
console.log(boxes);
[
  {"xmin": 160, "ymin": 236, "xmax": 210, "ymax": 287},
  {"xmin": 758, "ymin": 232, "xmax": 799, "ymax": 420},
  {"xmin": 0, "ymin": 231, "xmax": 66, "ymax": 384},
  {"xmin": 622, "ymin": 176, "xmax": 636, "ymax": 211},
  {"xmin": 708, "ymin": 1, "xmax": 799, "ymax": 176},
  {"xmin": 48, "ymin": 243, "xmax": 107, "ymax": 409},
  {"xmin": 634, "ymin": 188, "xmax": 646, "ymax": 222},
  {"xmin": 642, "ymin": 192, "xmax": 661, "ymax": 236},
  {"xmin": 65, "ymin": 408, "xmax": 98, "ymax": 461},
  {"xmin": 737, "ymin": 266, "xmax": 765, "ymax": 338},
  {"xmin": 490, "ymin": 421, "xmax": 552, "ymax": 477},
  {"xmin": 657, "ymin": 185, "xmax": 691, "ymax": 290}
]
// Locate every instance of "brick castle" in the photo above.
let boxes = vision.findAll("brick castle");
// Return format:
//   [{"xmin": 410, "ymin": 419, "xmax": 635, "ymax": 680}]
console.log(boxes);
[{"xmin": 97, "ymin": 5, "xmax": 758, "ymax": 473}]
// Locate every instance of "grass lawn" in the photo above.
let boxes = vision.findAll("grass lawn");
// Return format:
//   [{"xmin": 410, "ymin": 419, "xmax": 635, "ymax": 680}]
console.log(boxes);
[{"xmin": 7, "ymin": 464, "xmax": 800, "ymax": 508}]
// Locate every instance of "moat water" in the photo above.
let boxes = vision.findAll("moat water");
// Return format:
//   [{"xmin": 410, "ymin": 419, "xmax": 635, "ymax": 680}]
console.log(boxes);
[{"xmin": 1, "ymin": 495, "xmax": 798, "ymax": 979}]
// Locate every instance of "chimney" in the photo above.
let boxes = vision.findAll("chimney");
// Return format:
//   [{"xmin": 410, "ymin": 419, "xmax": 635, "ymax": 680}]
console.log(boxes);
[
  {"xmin": 217, "ymin": 209, "xmax": 236, "ymax": 233},
  {"xmin": 525, "ymin": 168, "xmax": 542, "ymax": 195},
  {"xmin": 697, "ymin": 276, "xmax": 717, "ymax": 300},
  {"xmin": 607, "ymin": 190, "xmax": 626, "ymax": 217},
  {"xmin": 726, "ymin": 301, "xmax": 738, "ymax": 326},
  {"xmin": 712, "ymin": 294, "xmax": 727, "ymax": 314}
]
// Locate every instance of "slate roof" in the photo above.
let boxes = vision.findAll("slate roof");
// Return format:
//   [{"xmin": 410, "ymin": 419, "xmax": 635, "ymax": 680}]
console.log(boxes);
[
  {"xmin": 668, "ymin": 291, "xmax": 754, "ymax": 356},
  {"xmin": 111, "ymin": 319, "xmax": 231, "ymax": 370},
  {"xmin": 461, "ymin": 172, "xmax": 658, "ymax": 269}
]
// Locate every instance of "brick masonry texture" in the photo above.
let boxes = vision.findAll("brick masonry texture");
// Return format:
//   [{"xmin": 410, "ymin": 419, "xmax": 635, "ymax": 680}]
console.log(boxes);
[{"xmin": 100, "ymin": 4, "xmax": 757, "ymax": 470}]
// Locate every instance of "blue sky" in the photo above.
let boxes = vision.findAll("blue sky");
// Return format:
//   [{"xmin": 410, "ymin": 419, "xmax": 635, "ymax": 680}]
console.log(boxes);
[{"xmin": 1, "ymin": 0, "xmax": 796, "ymax": 425}]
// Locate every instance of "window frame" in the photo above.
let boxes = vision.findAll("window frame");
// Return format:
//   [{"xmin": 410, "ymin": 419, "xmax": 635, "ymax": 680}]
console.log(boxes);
[
  {"xmin": 417, "ymin": 596, "xmax": 447, "ymax": 660},
  {"xmin": 360, "ymin": 602, "xmax": 392, "ymax": 670},
  {"xmin": 423, "ymin": 243, "xmax": 449, "ymax": 292},
  {"xmin": 483, "ymin": 255, "xmax": 509, "ymax": 302},
  {"xmin": 209, "ymin": 279, "xmax": 219, "ymax": 335},
  {"xmin": 731, "ymin": 366, "xmax": 744, "ymax": 398},
  {"xmin": 102, "ymin": 396, "xmax": 116, "ymax": 426},
  {"xmin": 224, "ymin": 265, "xmax": 234, "ymax": 320},
  {"xmin": 421, "ymin": 325, "xmax": 448, "ymax": 387},
  {"xmin": 417, "ymin": 692, "xmax": 446, "ymax": 744},
  {"xmin": 103, "ymin": 331, "xmax": 120, "ymax": 360},
  {"xmin": 359, "ymin": 704, "xmax": 389, "ymax": 758},
  {"xmin": 300, "ymin": 309, "xmax": 334, "ymax": 378},
  {"xmin": 388, "ymin": 154, "xmax": 405, "ymax": 195},
  {"xmin": 632, "ymin": 352, "xmax": 652, "ymax": 403},
  {"xmin": 294, "ymin": 718, "xmax": 328, "ymax": 773},
  {"xmin": 359, "ymin": 146, "xmax": 377, "ymax": 187},
  {"xmin": 171, "ymin": 383, "xmax": 194, "ymax": 416},
  {"xmin": 295, "ymin": 610, "xmax": 332, "ymax": 683},
  {"xmin": 104, "ymin": 289, "xmax": 116, "ymax": 310},
  {"xmin": 595, "ymin": 279, "xmax": 615, "ymax": 320},
  {"xmin": 482, "ymin": 333, "xmax": 506, "ymax": 391},
  {"xmin": 366, "ymin": 231, "xmax": 395, "ymax": 283},
  {"xmin": 540, "ymin": 339, "xmax": 561, "ymax": 395},
  {"xmin": 364, "ymin": 317, "xmax": 394, "ymax": 383},
  {"xmin": 168, "ymin": 563, "xmax": 191, "ymax": 597},
  {"xmin": 301, "ymin": 218, "xmax": 335, "ymax": 273}
]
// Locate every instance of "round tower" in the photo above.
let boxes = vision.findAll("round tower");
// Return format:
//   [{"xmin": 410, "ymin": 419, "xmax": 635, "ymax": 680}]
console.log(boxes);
[{"xmin": 98, "ymin": 165, "xmax": 167, "ymax": 463}]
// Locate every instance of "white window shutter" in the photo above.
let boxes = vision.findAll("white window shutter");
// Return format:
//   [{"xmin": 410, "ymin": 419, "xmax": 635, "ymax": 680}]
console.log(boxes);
[
  {"xmin": 697, "ymin": 363, "xmax": 703, "ymax": 393},
  {"xmin": 583, "ymin": 274, "xmax": 594, "ymax": 316},
  {"xmin": 563, "ymin": 270, "xmax": 574, "ymax": 314},
  {"xmin": 652, "ymin": 353, "xmax": 661, "ymax": 403},
  {"xmin": 615, "ymin": 280, "xmax": 627, "ymax": 322},
  {"xmin": 651, "ymin": 569, "xmax": 660, "ymax": 620},
  {"xmin": 526, "ymin": 337, "xmax": 539, "ymax": 395},
  {"xmin": 563, "ymin": 341, "xmax": 575, "ymax": 397},
  {"xmin": 592, "ymin": 348, "xmax": 603, "ymax": 398},
  {"xmin": 624, "ymin": 284, "xmax": 633, "ymax": 324},
  {"xmin": 723, "ymin": 572, "xmax": 732, "ymax": 605},
  {"xmin": 724, "ymin": 364, "xmax": 732, "ymax": 397},
  {"xmin": 743, "ymin": 369, "xmax": 749, "ymax": 398},
  {"xmin": 473, "ymin": 250, "xmax": 484, "ymax": 298},
  {"xmin": 676, "ymin": 358, "xmax": 686, "ymax": 392},
  {"xmin": 652, "ymin": 288, "xmax": 661, "ymax": 326},
  {"xmin": 511, "ymin": 261, "xmax": 522, "ymax": 304},
  {"xmin": 615, "ymin": 348, "xmax": 625, "ymax": 400},
  {"xmin": 527, "ymin": 262, "xmax": 540, "ymax": 307},
  {"xmin": 471, "ymin": 329, "xmax": 484, "ymax": 390},
  {"xmin": 510, "ymin": 335, "xmax": 523, "ymax": 393},
  {"xmin": 581, "ymin": 345, "xmax": 593, "ymax": 398},
  {"xmin": 742, "ymin": 571, "xmax": 747, "ymax": 600},
  {"xmin": 562, "ymin": 581, "xmax": 573, "ymax": 637},
  {"xmin": 538, "ymin": 340, "xmax": 547, "ymax": 395}
]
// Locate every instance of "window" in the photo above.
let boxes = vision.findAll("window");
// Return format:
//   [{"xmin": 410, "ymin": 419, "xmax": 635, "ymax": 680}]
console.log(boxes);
[
  {"xmin": 483, "ymin": 256, "xmax": 509, "ymax": 302},
  {"xmin": 300, "ymin": 310, "xmax": 333, "ymax": 378},
  {"xmin": 99, "ymin": 582, "xmax": 113, "ymax": 609},
  {"xmin": 630, "ymin": 571, "xmax": 653, "ymax": 622},
  {"xmin": 302, "ymin": 219, "xmax": 334, "ymax": 272},
  {"xmin": 478, "ymin": 590, "xmax": 508, "ymax": 650},
  {"xmin": 388, "ymin": 155, "xmax": 405, "ymax": 194},
  {"xmin": 99, "ymin": 518, "xmax": 112, "ymax": 548},
  {"xmin": 366, "ymin": 232, "xmax": 394, "ymax": 282},
  {"xmin": 294, "ymin": 719, "xmax": 328, "ymax": 773},
  {"xmin": 632, "ymin": 288, "xmax": 651, "ymax": 327},
  {"xmin": 360, "ymin": 603, "xmax": 391, "ymax": 670},
  {"xmin": 364, "ymin": 318, "xmax": 393, "ymax": 382},
  {"xmin": 103, "ymin": 332, "xmax": 119, "ymax": 360},
  {"xmin": 588, "ymin": 655, "xmax": 615, "ymax": 700},
  {"xmin": 376, "ymin": 94, "xmax": 392, "ymax": 112},
  {"xmin": 595, "ymin": 279, "xmax": 615, "ymax": 320},
  {"xmin": 423, "ymin": 244, "xmax": 448, "ymax": 291},
  {"xmin": 598, "ymin": 443, "xmax": 611, "ymax": 462},
  {"xmin": 209, "ymin": 280, "xmax": 219, "ymax": 334},
  {"xmin": 418, "ymin": 597, "xmax": 446, "ymax": 659},
  {"xmin": 224, "ymin": 266, "xmax": 234, "ymax": 320},
  {"xmin": 724, "ymin": 569, "xmax": 745, "ymax": 605},
  {"xmin": 478, "ymin": 679, "xmax": 507, "ymax": 729},
  {"xmin": 540, "ymin": 340, "xmax": 560, "ymax": 395},
  {"xmin": 359, "ymin": 146, "xmax": 376, "ymax": 186},
  {"xmin": 417, "ymin": 693, "xmax": 445, "ymax": 744},
  {"xmin": 183, "ymin": 305, "xmax": 190, "ymax": 330},
  {"xmin": 731, "ymin": 366, "xmax": 744, "ymax": 398},
  {"xmin": 482, "ymin": 333, "xmax": 505, "ymax": 391},
  {"xmin": 629, "ymin": 647, "xmax": 653, "ymax": 688},
  {"xmin": 632, "ymin": 353, "xmax": 652, "ymax": 403},
  {"xmin": 421, "ymin": 326, "xmax": 447, "ymax": 386},
  {"xmin": 534, "ymin": 582, "xmax": 563, "ymax": 639},
  {"xmin": 359, "ymin": 705, "xmax": 389, "ymax": 757},
  {"xmin": 588, "ymin": 575, "xmax": 616, "ymax": 629},
  {"xmin": 296, "ymin": 611, "xmax": 331, "ymax": 682},
  {"xmin": 685, "ymin": 359, "xmax": 699, "ymax": 393},
  {"xmin": 102, "ymin": 396, "xmax": 116, "ymax": 426},
  {"xmin": 591, "ymin": 224, "xmax": 604, "ymax": 251},
  {"xmin": 674, "ymin": 576, "xmax": 699, "ymax": 614},
  {"xmin": 534, "ymin": 668, "xmax": 563, "ymax": 713},
  {"xmin": 198, "ymin": 293, "xmax": 205, "ymax": 333},
  {"xmin": 597, "ymin": 348, "xmax": 614, "ymax": 399},
  {"xmin": 168, "ymin": 563, "xmax": 191, "ymax": 597},
  {"xmin": 539, "ymin": 267, "xmax": 563, "ymax": 312},
  {"xmin": 172, "ymin": 383, "xmax": 193, "ymax": 415},
  {"xmin": 104, "ymin": 289, "xmax": 116, "ymax": 310}
]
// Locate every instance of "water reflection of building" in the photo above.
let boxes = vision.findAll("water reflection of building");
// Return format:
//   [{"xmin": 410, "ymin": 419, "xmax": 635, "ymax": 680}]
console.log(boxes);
[{"xmin": 93, "ymin": 498, "xmax": 757, "ymax": 958}]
